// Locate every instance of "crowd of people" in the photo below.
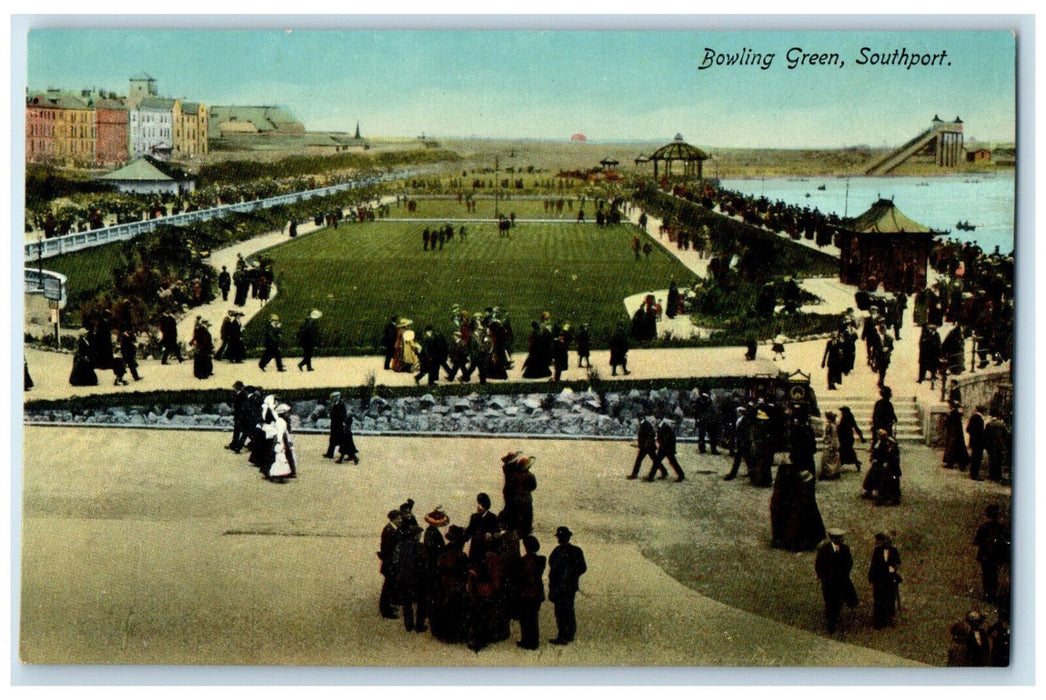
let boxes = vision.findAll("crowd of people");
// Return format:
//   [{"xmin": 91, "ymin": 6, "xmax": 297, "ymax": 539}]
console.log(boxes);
[
  {"xmin": 376, "ymin": 452, "xmax": 587, "ymax": 652},
  {"xmin": 224, "ymin": 382, "xmax": 298, "ymax": 483}
]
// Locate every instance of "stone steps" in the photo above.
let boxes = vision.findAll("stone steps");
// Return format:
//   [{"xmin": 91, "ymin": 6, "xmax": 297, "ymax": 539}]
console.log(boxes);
[{"xmin": 817, "ymin": 395, "xmax": 924, "ymax": 443}]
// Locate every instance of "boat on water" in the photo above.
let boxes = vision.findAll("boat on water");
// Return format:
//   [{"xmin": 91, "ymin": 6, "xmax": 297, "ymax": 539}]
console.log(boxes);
[
  {"xmin": 816, "ymin": 184, "xmax": 826, "ymax": 191},
  {"xmin": 956, "ymin": 220, "xmax": 977, "ymax": 231}
]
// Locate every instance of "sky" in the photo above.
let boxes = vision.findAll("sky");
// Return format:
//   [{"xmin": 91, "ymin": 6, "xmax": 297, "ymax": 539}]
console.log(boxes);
[{"xmin": 24, "ymin": 27, "xmax": 1018, "ymax": 148}]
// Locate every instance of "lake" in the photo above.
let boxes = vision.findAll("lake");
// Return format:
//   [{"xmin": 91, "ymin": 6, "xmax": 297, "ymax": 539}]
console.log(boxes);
[{"xmin": 718, "ymin": 173, "xmax": 1015, "ymax": 255}]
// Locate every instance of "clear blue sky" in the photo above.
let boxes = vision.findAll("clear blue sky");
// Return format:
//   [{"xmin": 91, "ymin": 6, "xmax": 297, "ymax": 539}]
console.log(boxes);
[{"xmin": 26, "ymin": 29, "xmax": 1016, "ymax": 147}]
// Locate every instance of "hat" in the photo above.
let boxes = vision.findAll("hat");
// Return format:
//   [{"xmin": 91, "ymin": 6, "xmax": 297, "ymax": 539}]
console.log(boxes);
[
  {"xmin": 966, "ymin": 610, "xmax": 983, "ymax": 624},
  {"xmin": 310, "ymin": 309, "xmax": 323, "ymax": 320},
  {"xmin": 330, "ymin": 391, "xmax": 342, "ymax": 400},
  {"xmin": 555, "ymin": 526, "xmax": 572, "ymax": 539},
  {"xmin": 275, "ymin": 403, "xmax": 291, "ymax": 414},
  {"xmin": 397, "ymin": 318, "xmax": 413, "ymax": 328},
  {"xmin": 399, "ymin": 498, "xmax": 415, "ymax": 514},
  {"xmin": 736, "ymin": 406, "xmax": 746, "ymax": 414},
  {"xmin": 387, "ymin": 509, "xmax": 402, "ymax": 521},
  {"xmin": 756, "ymin": 410, "xmax": 769, "ymax": 420},
  {"xmin": 519, "ymin": 456, "xmax": 536, "ymax": 469},
  {"xmin": 827, "ymin": 528, "xmax": 846, "ymax": 538},
  {"xmin": 502, "ymin": 450, "xmax": 523, "ymax": 464},
  {"xmin": 270, "ymin": 314, "xmax": 280, "ymax": 323},
  {"xmin": 424, "ymin": 508, "xmax": 449, "ymax": 527}
]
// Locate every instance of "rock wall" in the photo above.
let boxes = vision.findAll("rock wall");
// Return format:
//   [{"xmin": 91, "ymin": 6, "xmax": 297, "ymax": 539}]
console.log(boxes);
[{"xmin": 24, "ymin": 386, "xmax": 732, "ymax": 440}]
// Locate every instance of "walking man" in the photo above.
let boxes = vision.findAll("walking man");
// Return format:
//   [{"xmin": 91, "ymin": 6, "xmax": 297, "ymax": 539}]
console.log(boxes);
[
  {"xmin": 815, "ymin": 528, "xmax": 858, "ymax": 633},
  {"xmin": 695, "ymin": 389, "xmax": 720, "ymax": 455},
  {"xmin": 648, "ymin": 418, "xmax": 686, "ymax": 482},
  {"xmin": 259, "ymin": 315, "xmax": 286, "ymax": 372},
  {"xmin": 868, "ymin": 532, "xmax": 902, "ymax": 629},
  {"xmin": 548, "ymin": 526, "xmax": 587, "ymax": 645},
  {"xmin": 297, "ymin": 309, "xmax": 321, "ymax": 372},
  {"xmin": 628, "ymin": 415, "xmax": 659, "ymax": 480},
  {"xmin": 217, "ymin": 265, "xmax": 231, "ymax": 302}
]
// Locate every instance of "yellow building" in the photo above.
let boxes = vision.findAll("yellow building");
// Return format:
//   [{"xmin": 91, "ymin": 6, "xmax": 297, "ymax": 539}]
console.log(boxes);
[{"xmin": 172, "ymin": 99, "xmax": 209, "ymax": 159}]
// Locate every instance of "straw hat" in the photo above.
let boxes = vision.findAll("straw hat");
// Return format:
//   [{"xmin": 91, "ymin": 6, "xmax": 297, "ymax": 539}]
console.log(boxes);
[
  {"xmin": 309, "ymin": 309, "xmax": 323, "ymax": 320},
  {"xmin": 397, "ymin": 318, "xmax": 413, "ymax": 328},
  {"xmin": 424, "ymin": 508, "xmax": 449, "ymax": 527}
]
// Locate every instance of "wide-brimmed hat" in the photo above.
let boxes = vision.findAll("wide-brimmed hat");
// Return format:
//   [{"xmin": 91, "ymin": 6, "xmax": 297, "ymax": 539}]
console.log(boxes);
[
  {"xmin": 310, "ymin": 309, "xmax": 323, "ymax": 320},
  {"xmin": 519, "ymin": 456, "xmax": 536, "ymax": 469},
  {"xmin": 330, "ymin": 391, "xmax": 342, "ymax": 400},
  {"xmin": 270, "ymin": 314, "xmax": 280, "ymax": 323},
  {"xmin": 397, "ymin": 318, "xmax": 413, "ymax": 328},
  {"xmin": 502, "ymin": 451, "xmax": 523, "ymax": 464},
  {"xmin": 827, "ymin": 528, "xmax": 846, "ymax": 538},
  {"xmin": 424, "ymin": 508, "xmax": 449, "ymax": 527}
]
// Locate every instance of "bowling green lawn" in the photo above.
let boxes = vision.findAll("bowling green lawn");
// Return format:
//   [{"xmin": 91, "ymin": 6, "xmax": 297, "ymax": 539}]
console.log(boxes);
[{"xmin": 241, "ymin": 221, "xmax": 694, "ymax": 354}]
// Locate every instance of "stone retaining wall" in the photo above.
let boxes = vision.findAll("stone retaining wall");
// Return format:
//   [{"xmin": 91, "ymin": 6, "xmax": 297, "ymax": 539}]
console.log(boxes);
[{"xmin": 24, "ymin": 386, "xmax": 728, "ymax": 440}]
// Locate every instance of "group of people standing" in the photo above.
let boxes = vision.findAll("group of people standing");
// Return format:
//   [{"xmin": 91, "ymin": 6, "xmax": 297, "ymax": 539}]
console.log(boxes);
[
  {"xmin": 225, "ymin": 382, "xmax": 298, "ymax": 483},
  {"xmin": 377, "ymin": 452, "xmax": 586, "ymax": 652},
  {"xmin": 70, "ymin": 309, "xmax": 142, "ymax": 387}
]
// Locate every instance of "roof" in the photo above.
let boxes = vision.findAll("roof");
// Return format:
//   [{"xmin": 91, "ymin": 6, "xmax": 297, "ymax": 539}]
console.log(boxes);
[
  {"xmin": 27, "ymin": 92, "xmax": 91, "ymax": 110},
  {"xmin": 843, "ymin": 199, "xmax": 937, "ymax": 235},
  {"xmin": 137, "ymin": 97, "xmax": 176, "ymax": 111},
  {"xmin": 650, "ymin": 134, "xmax": 708, "ymax": 162},
  {"xmin": 97, "ymin": 158, "xmax": 173, "ymax": 183},
  {"xmin": 179, "ymin": 101, "xmax": 203, "ymax": 112},
  {"xmin": 130, "ymin": 72, "xmax": 155, "ymax": 81},
  {"xmin": 208, "ymin": 105, "xmax": 303, "ymax": 137}
]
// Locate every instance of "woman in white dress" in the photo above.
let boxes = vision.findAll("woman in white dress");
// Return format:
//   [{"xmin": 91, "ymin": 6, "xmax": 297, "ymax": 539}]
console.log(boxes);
[{"xmin": 265, "ymin": 403, "xmax": 297, "ymax": 483}]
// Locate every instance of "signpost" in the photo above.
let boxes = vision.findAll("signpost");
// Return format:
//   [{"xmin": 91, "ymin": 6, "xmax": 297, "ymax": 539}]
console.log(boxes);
[{"xmin": 42, "ymin": 275, "xmax": 65, "ymax": 348}]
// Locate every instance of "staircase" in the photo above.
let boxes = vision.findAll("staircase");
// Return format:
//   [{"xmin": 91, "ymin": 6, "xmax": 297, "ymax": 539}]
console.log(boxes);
[{"xmin": 817, "ymin": 394, "xmax": 924, "ymax": 444}]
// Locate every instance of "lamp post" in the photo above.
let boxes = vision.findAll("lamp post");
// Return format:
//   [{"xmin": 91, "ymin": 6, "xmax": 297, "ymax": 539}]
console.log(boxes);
[{"xmin": 36, "ymin": 232, "xmax": 44, "ymax": 290}]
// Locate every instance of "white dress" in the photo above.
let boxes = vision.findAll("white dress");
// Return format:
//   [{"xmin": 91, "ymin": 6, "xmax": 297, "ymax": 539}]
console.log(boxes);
[{"xmin": 265, "ymin": 416, "xmax": 296, "ymax": 479}]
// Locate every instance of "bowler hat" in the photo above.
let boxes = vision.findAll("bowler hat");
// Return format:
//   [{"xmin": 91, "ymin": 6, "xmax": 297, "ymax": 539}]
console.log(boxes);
[{"xmin": 555, "ymin": 526, "xmax": 572, "ymax": 539}]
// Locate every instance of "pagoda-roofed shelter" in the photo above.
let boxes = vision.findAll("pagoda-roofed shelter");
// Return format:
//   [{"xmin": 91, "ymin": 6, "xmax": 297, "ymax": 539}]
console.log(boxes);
[
  {"xmin": 649, "ymin": 133, "xmax": 709, "ymax": 179},
  {"xmin": 599, "ymin": 157, "xmax": 620, "ymax": 171},
  {"xmin": 97, "ymin": 157, "xmax": 195, "ymax": 195},
  {"xmin": 634, "ymin": 154, "xmax": 650, "ymax": 166},
  {"xmin": 835, "ymin": 198, "xmax": 942, "ymax": 293}
]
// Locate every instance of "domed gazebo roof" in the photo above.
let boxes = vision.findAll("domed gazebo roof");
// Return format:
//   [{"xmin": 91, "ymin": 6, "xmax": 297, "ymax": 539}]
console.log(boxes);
[
  {"xmin": 647, "ymin": 134, "xmax": 709, "ymax": 179},
  {"xmin": 650, "ymin": 133, "xmax": 709, "ymax": 163}
]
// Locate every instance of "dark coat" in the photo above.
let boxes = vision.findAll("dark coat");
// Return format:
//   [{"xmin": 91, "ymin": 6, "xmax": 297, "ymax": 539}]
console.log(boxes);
[
  {"xmin": 656, "ymin": 421, "xmax": 677, "ymax": 456},
  {"xmin": 518, "ymin": 553, "xmax": 546, "ymax": 603},
  {"xmin": 815, "ymin": 540, "xmax": 857, "ymax": 606},
  {"xmin": 548, "ymin": 541, "xmax": 587, "ymax": 601}
]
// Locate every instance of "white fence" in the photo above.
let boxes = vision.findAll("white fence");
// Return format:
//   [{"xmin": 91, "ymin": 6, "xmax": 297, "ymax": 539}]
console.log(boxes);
[{"xmin": 24, "ymin": 169, "xmax": 412, "ymax": 261}]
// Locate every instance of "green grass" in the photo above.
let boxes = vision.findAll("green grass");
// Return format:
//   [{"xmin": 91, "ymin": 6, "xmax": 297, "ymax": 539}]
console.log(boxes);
[
  {"xmin": 387, "ymin": 197, "xmax": 597, "ymax": 220},
  {"xmin": 37, "ymin": 244, "xmax": 124, "ymax": 308},
  {"xmin": 243, "ymin": 221, "xmax": 695, "ymax": 354}
]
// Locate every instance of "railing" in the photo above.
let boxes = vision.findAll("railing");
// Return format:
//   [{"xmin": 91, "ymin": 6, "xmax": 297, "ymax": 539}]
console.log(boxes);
[
  {"xmin": 24, "ymin": 169, "xmax": 416, "ymax": 261},
  {"xmin": 24, "ymin": 267, "xmax": 68, "ymax": 307}
]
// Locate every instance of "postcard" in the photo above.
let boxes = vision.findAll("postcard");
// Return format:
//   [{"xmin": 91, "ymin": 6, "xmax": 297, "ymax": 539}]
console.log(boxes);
[{"xmin": 15, "ymin": 19, "xmax": 1026, "ymax": 681}]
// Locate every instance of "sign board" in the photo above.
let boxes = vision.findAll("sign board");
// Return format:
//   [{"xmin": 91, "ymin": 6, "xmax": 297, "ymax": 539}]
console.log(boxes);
[
  {"xmin": 42, "ymin": 276, "xmax": 63, "ymax": 301},
  {"xmin": 49, "ymin": 306, "xmax": 59, "ymax": 323}
]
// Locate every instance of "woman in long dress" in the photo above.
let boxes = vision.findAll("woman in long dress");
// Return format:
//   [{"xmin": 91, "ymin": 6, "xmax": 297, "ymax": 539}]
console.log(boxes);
[
  {"xmin": 819, "ymin": 411, "xmax": 842, "ymax": 480},
  {"xmin": 265, "ymin": 403, "xmax": 296, "ymax": 483},
  {"xmin": 69, "ymin": 332, "xmax": 99, "ymax": 386},
  {"xmin": 401, "ymin": 329, "xmax": 420, "ymax": 372},
  {"xmin": 192, "ymin": 320, "xmax": 214, "ymax": 379},
  {"xmin": 837, "ymin": 406, "xmax": 864, "ymax": 471}
]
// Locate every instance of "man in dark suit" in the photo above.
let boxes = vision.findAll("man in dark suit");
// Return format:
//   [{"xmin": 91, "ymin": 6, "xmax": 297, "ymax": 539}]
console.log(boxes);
[
  {"xmin": 217, "ymin": 265, "xmax": 231, "ymax": 302},
  {"xmin": 867, "ymin": 532, "xmax": 902, "ymax": 629},
  {"xmin": 695, "ymin": 389, "xmax": 720, "ymax": 455},
  {"xmin": 966, "ymin": 405, "xmax": 987, "ymax": 480},
  {"xmin": 382, "ymin": 316, "xmax": 398, "ymax": 371},
  {"xmin": 225, "ymin": 381, "xmax": 249, "ymax": 453},
  {"xmin": 516, "ymin": 535, "xmax": 546, "ymax": 650},
  {"xmin": 259, "ymin": 315, "xmax": 286, "ymax": 372},
  {"xmin": 325, "ymin": 391, "xmax": 346, "ymax": 459},
  {"xmin": 159, "ymin": 311, "xmax": 183, "ymax": 364},
  {"xmin": 378, "ymin": 509, "xmax": 402, "ymax": 619},
  {"xmin": 648, "ymin": 418, "xmax": 685, "ymax": 482},
  {"xmin": 464, "ymin": 493, "xmax": 500, "ymax": 564},
  {"xmin": 297, "ymin": 310, "xmax": 321, "ymax": 372},
  {"xmin": 628, "ymin": 416, "xmax": 659, "ymax": 480},
  {"xmin": 548, "ymin": 526, "xmax": 587, "ymax": 645},
  {"xmin": 815, "ymin": 528, "xmax": 858, "ymax": 633}
]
